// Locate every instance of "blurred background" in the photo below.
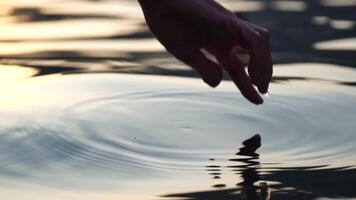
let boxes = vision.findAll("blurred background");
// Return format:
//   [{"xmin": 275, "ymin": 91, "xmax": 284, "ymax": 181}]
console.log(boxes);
[{"xmin": 0, "ymin": 0, "xmax": 355, "ymax": 77}]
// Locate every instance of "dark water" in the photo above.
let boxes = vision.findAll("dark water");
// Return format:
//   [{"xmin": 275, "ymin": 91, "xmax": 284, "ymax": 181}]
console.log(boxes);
[{"xmin": 0, "ymin": 0, "xmax": 356, "ymax": 200}]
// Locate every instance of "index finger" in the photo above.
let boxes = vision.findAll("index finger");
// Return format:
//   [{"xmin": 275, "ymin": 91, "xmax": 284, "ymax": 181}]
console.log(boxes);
[
  {"xmin": 241, "ymin": 22, "xmax": 273, "ymax": 93},
  {"xmin": 219, "ymin": 54, "xmax": 263, "ymax": 105},
  {"xmin": 249, "ymin": 39, "xmax": 273, "ymax": 93}
]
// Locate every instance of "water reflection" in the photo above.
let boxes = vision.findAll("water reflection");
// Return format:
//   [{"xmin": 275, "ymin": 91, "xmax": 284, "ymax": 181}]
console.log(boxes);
[
  {"xmin": 0, "ymin": 72, "xmax": 355, "ymax": 199},
  {"xmin": 234, "ymin": 134, "xmax": 270, "ymax": 200},
  {"xmin": 0, "ymin": 0, "xmax": 355, "ymax": 199},
  {"xmin": 163, "ymin": 135, "xmax": 356, "ymax": 200},
  {"xmin": 8, "ymin": 7, "xmax": 118, "ymax": 23}
]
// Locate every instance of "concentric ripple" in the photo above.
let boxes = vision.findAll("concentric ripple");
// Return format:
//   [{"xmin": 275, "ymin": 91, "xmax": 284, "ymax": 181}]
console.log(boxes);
[{"xmin": 0, "ymin": 73, "xmax": 356, "ymax": 198}]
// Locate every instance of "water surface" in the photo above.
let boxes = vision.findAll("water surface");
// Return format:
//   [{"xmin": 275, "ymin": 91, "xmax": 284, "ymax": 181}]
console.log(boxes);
[
  {"xmin": 0, "ymin": 64, "xmax": 356, "ymax": 200},
  {"xmin": 0, "ymin": 0, "xmax": 356, "ymax": 199}
]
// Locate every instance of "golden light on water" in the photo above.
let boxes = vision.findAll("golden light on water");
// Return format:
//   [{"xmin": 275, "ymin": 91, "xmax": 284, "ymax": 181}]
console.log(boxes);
[
  {"xmin": 313, "ymin": 37, "xmax": 356, "ymax": 50},
  {"xmin": 0, "ymin": 65, "xmax": 39, "ymax": 109},
  {"xmin": 0, "ymin": 39, "xmax": 165, "ymax": 56},
  {"xmin": 220, "ymin": 1, "xmax": 265, "ymax": 12},
  {"xmin": 0, "ymin": 0, "xmax": 356, "ymax": 199},
  {"xmin": 0, "ymin": 19, "xmax": 142, "ymax": 40},
  {"xmin": 271, "ymin": 1, "xmax": 307, "ymax": 12},
  {"xmin": 0, "ymin": 65, "xmax": 37, "ymax": 86}
]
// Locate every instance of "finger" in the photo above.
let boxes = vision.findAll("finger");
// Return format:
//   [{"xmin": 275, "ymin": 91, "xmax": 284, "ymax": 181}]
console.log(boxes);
[
  {"xmin": 243, "ymin": 22, "xmax": 273, "ymax": 93},
  {"xmin": 239, "ymin": 22, "xmax": 273, "ymax": 94},
  {"xmin": 218, "ymin": 53, "xmax": 263, "ymax": 105},
  {"xmin": 250, "ymin": 40, "xmax": 273, "ymax": 93},
  {"xmin": 248, "ymin": 42, "xmax": 273, "ymax": 94},
  {"xmin": 172, "ymin": 49, "xmax": 223, "ymax": 88},
  {"xmin": 228, "ymin": 18, "xmax": 273, "ymax": 94}
]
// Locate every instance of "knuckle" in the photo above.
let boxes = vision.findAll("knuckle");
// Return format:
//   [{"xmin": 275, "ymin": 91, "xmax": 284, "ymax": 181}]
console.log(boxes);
[
  {"xmin": 251, "ymin": 32, "xmax": 265, "ymax": 44},
  {"xmin": 260, "ymin": 28, "xmax": 270, "ymax": 39},
  {"xmin": 251, "ymin": 29, "xmax": 270, "ymax": 46}
]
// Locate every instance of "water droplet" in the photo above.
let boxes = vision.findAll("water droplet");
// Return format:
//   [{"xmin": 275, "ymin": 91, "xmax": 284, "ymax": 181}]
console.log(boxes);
[{"xmin": 262, "ymin": 92, "xmax": 270, "ymax": 98}]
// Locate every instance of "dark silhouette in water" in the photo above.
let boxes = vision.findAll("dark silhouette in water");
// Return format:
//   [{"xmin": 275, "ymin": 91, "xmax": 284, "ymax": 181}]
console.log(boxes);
[
  {"xmin": 237, "ymin": 134, "xmax": 261, "ymax": 157},
  {"xmin": 234, "ymin": 134, "xmax": 270, "ymax": 200},
  {"xmin": 162, "ymin": 134, "xmax": 356, "ymax": 200},
  {"xmin": 165, "ymin": 134, "xmax": 270, "ymax": 200}
]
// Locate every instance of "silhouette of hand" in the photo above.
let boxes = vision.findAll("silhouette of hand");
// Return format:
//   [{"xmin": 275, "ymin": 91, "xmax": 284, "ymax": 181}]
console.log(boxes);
[{"xmin": 138, "ymin": 0, "xmax": 273, "ymax": 104}]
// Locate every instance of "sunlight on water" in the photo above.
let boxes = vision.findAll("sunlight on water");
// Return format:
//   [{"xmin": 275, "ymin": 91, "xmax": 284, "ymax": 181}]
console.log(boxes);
[
  {"xmin": 0, "ymin": 65, "xmax": 37, "ymax": 86},
  {"xmin": 271, "ymin": 1, "xmax": 307, "ymax": 12},
  {"xmin": 0, "ymin": 65, "xmax": 356, "ymax": 199},
  {"xmin": 273, "ymin": 63, "xmax": 356, "ymax": 82},
  {"xmin": 45, "ymin": 0, "xmax": 143, "ymax": 18},
  {"xmin": 311, "ymin": 16, "xmax": 330, "ymax": 25},
  {"xmin": 314, "ymin": 38, "xmax": 356, "ymax": 50},
  {"xmin": 0, "ymin": 19, "xmax": 142, "ymax": 40},
  {"xmin": 0, "ymin": 0, "xmax": 355, "ymax": 199},
  {"xmin": 330, "ymin": 20, "xmax": 355, "ymax": 30},
  {"xmin": 320, "ymin": 0, "xmax": 356, "ymax": 7},
  {"xmin": 0, "ymin": 39, "xmax": 165, "ymax": 56},
  {"xmin": 219, "ymin": 1, "xmax": 265, "ymax": 12}
]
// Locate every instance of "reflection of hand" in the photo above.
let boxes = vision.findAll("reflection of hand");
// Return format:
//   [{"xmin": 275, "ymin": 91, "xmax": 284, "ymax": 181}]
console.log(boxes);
[{"xmin": 138, "ymin": 0, "xmax": 273, "ymax": 104}]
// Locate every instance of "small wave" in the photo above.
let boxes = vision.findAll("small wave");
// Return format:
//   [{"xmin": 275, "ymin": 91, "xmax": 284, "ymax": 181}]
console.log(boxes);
[{"xmin": 0, "ymin": 73, "xmax": 355, "ymax": 190}]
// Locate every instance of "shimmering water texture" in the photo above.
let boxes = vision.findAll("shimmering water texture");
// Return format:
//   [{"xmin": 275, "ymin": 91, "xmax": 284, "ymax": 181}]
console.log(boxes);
[
  {"xmin": 0, "ymin": 0, "xmax": 356, "ymax": 199},
  {"xmin": 0, "ymin": 67, "xmax": 356, "ymax": 200}
]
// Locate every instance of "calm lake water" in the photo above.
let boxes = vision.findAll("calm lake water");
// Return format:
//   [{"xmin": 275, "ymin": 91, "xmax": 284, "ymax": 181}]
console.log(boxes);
[{"xmin": 0, "ymin": 0, "xmax": 356, "ymax": 200}]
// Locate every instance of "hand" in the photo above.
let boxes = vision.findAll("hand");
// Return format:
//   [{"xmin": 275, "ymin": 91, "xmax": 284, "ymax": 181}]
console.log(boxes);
[{"xmin": 138, "ymin": 0, "xmax": 273, "ymax": 104}]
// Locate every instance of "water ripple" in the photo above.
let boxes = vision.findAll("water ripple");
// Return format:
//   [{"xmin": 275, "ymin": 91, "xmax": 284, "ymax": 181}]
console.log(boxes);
[{"xmin": 0, "ymin": 73, "xmax": 355, "ymax": 193}]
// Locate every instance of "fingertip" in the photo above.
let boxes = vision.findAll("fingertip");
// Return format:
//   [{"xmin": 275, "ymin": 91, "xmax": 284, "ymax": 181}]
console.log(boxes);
[
  {"xmin": 262, "ymin": 92, "xmax": 270, "ymax": 98},
  {"xmin": 258, "ymin": 85, "xmax": 269, "ymax": 94},
  {"xmin": 203, "ymin": 76, "xmax": 222, "ymax": 88},
  {"xmin": 201, "ymin": 67, "xmax": 223, "ymax": 88},
  {"xmin": 226, "ymin": 55, "xmax": 264, "ymax": 105},
  {"xmin": 241, "ymin": 90, "xmax": 263, "ymax": 105},
  {"xmin": 253, "ymin": 98, "xmax": 264, "ymax": 106},
  {"xmin": 255, "ymin": 95, "xmax": 264, "ymax": 105},
  {"xmin": 257, "ymin": 77, "xmax": 270, "ymax": 94},
  {"xmin": 251, "ymin": 71, "xmax": 270, "ymax": 94}
]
